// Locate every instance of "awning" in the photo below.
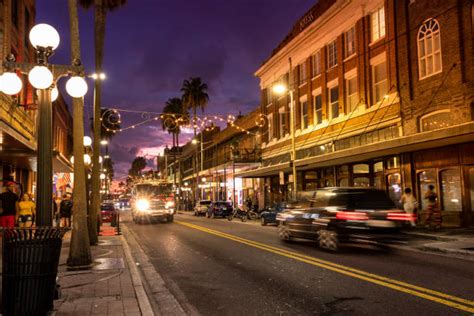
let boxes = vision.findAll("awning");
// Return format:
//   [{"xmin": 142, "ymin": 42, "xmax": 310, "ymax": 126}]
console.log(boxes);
[
  {"xmin": 53, "ymin": 152, "xmax": 73, "ymax": 173},
  {"xmin": 296, "ymin": 122, "xmax": 474, "ymax": 170},
  {"xmin": 236, "ymin": 162, "xmax": 291, "ymax": 178}
]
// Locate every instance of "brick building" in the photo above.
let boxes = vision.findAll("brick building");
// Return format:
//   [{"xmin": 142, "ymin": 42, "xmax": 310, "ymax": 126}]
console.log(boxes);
[{"xmin": 237, "ymin": 0, "xmax": 473, "ymax": 227}]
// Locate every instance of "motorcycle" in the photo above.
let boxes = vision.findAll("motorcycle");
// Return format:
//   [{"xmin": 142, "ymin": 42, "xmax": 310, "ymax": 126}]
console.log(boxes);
[{"xmin": 227, "ymin": 207, "xmax": 247, "ymax": 222}]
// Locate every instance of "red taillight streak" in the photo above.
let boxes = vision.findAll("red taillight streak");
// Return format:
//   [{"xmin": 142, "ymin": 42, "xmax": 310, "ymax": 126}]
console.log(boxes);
[
  {"xmin": 336, "ymin": 212, "xmax": 369, "ymax": 221},
  {"xmin": 387, "ymin": 213, "xmax": 416, "ymax": 221}
]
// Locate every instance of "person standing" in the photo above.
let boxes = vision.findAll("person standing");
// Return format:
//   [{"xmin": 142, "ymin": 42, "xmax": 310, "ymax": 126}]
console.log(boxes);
[
  {"xmin": 16, "ymin": 193, "xmax": 36, "ymax": 228},
  {"xmin": 400, "ymin": 188, "xmax": 417, "ymax": 227},
  {"xmin": 424, "ymin": 185, "xmax": 441, "ymax": 228},
  {"xmin": 0, "ymin": 183, "xmax": 20, "ymax": 228},
  {"xmin": 59, "ymin": 194, "xmax": 73, "ymax": 227}
]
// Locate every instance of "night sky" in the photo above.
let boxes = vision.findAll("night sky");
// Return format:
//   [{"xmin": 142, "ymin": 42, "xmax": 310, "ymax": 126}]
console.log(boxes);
[{"xmin": 36, "ymin": 0, "xmax": 314, "ymax": 179}]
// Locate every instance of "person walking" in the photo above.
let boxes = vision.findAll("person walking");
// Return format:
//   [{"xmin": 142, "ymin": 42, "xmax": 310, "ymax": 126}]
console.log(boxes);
[
  {"xmin": 16, "ymin": 193, "xmax": 36, "ymax": 228},
  {"xmin": 424, "ymin": 185, "xmax": 441, "ymax": 228},
  {"xmin": 400, "ymin": 188, "xmax": 417, "ymax": 227},
  {"xmin": 0, "ymin": 182, "xmax": 20, "ymax": 228},
  {"xmin": 59, "ymin": 194, "xmax": 73, "ymax": 227}
]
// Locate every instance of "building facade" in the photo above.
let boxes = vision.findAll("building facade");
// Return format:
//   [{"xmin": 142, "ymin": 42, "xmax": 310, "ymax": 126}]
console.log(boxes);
[{"xmin": 237, "ymin": 0, "xmax": 473, "ymax": 227}]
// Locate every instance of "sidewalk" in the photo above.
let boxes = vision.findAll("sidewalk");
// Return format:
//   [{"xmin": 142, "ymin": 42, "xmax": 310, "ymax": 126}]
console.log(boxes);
[{"xmin": 54, "ymin": 225, "xmax": 153, "ymax": 315}]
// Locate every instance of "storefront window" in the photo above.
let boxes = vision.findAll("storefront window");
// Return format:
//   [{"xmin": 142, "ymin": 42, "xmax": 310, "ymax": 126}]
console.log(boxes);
[
  {"xmin": 469, "ymin": 168, "xmax": 474, "ymax": 212},
  {"xmin": 388, "ymin": 173, "xmax": 402, "ymax": 207},
  {"xmin": 387, "ymin": 156, "xmax": 399, "ymax": 169},
  {"xmin": 440, "ymin": 169, "xmax": 462, "ymax": 212},
  {"xmin": 337, "ymin": 165, "xmax": 349, "ymax": 177},
  {"xmin": 339, "ymin": 178, "xmax": 349, "ymax": 187},
  {"xmin": 418, "ymin": 170, "xmax": 437, "ymax": 212},
  {"xmin": 353, "ymin": 164, "xmax": 369, "ymax": 174},
  {"xmin": 373, "ymin": 175, "xmax": 383, "ymax": 189},
  {"xmin": 354, "ymin": 177, "xmax": 370, "ymax": 187},
  {"xmin": 374, "ymin": 161, "xmax": 384, "ymax": 173}
]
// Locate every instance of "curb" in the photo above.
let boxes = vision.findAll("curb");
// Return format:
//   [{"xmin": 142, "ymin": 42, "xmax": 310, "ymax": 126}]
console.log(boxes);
[
  {"xmin": 121, "ymin": 224, "xmax": 187, "ymax": 316},
  {"xmin": 401, "ymin": 231, "xmax": 461, "ymax": 242},
  {"xmin": 121, "ymin": 233, "xmax": 155, "ymax": 316}
]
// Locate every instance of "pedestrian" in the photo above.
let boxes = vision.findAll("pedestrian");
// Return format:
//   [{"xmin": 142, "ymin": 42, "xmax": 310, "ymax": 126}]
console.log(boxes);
[
  {"xmin": 16, "ymin": 193, "xmax": 36, "ymax": 228},
  {"xmin": 53, "ymin": 194, "xmax": 60, "ymax": 227},
  {"xmin": 59, "ymin": 194, "xmax": 73, "ymax": 227},
  {"xmin": 0, "ymin": 182, "xmax": 20, "ymax": 228},
  {"xmin": 245, "ymin": 196, "xmax": 252, "ymax": 211},
  {"xmin": 400, "ymin": 188, "xmax": 417, "ymax": 227},
  {"xmin": 424, "ymin": 185, "xmax": 441, "ymax": 228}
]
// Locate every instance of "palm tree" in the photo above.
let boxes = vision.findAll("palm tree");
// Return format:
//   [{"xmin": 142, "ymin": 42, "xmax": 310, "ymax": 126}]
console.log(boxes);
[
  {"xmin": 131, "ymin": 157, "xmax": 147, "ymax": 177},
  {"xmin": 161, "ymin": 97, "xmax": 187, "ymax": 148},
  {"xmin": 181, "ymin": 77, "xmax": 209, "ymax": 136},
  {"xmin": 67, "ymin": 0, "xmax": 92, "ymax": 267},
  {"xmin": 79, "ymin": 0, "xmax": 127, "ymax": 245}
]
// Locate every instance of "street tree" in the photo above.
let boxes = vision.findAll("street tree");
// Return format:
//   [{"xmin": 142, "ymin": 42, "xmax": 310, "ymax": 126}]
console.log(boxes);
[
  {"xmin": 181, "ymin": 77, "xmax": 209, "ymax": 136},
  {"xmin": 67, "ymin": 0, "xmax": 92, "ymax": 267},
  {"xmin": 79, "ymin": 0, "xmax": 127, "ymax": 245},
  {"xmin": 130, "ymin": 156, "xmax": 147, "ymax": 177},
  {"xmin": 161, "ymin": 97, "xmax": 188, "ymax": 148}
]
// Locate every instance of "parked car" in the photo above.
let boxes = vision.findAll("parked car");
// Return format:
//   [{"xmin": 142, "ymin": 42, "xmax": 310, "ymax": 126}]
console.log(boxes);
[
  {"xmin": 101, "ymin": 202, "xmax": 118, "ymax": 223},
  {"xmin": 194, "ymin": 200, "xmax": 212, "ymax": 216},
  {"xmin": 207, "ymin": 201, "xmax": 233, "ymax": 218},
  {"xmin": 260, "ymin": 202, "xmax": 291, "ymax": 226},
  {"xmin": 276, "ymin": 188, "xmax": 414, "ymax": 251}
]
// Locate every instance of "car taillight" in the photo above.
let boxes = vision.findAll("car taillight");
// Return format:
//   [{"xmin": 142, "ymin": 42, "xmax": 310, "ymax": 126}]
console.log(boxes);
[
  {"xmin": 336, "ymin": 211, "xmax": 369, "ymax": 221},
  {"xmin": 387, "ymin": 212, "xmax": 416, "ymax": 221}
]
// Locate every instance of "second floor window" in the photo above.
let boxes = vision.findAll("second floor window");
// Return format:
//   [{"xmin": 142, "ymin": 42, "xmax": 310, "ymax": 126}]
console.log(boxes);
[
  {"xmin": 300, "ymin": 101, "xmax": 309, "ymax": 129},
  {"xmin": 327, "ymin": 40, "xmax": 337, "ymax": 68},
  {"xmin": 279, "ymin": 107, "xmax": 287, "ymax": 137},
  {"xmin": 299, "ymin": 62, "xmax": 307, "ymax": 84},
  {"xmin": 267, "ymin": 113, "xmax": 273, "ymax": 141},
  {"xmin": 372, "ymin": 60, "xmax": 388, "ymax": 104},
  {"xmin": 346, "ymin": 76, "xmax": 358, "ymax": 112},
  {"xmin": 266, "ymin": 87, "xmax": 272, "ymax": 105},
  {"xmin": 313, "ymin": 94, "xmax": 322, "ymax": 124},
  {"xmin": 418, "ymin": 18, "xmax": 442, "ymax": 79},
  {"xmin": 345, "ymin": 26, "xmax": 356, "ymax": 58},
  {"xmin": 371, "ymin": 6, "xmax": 385, "ymax": 42},
  {"xmin": 311, "ymin": 51, "xmax": 321, "ymax": 77},
  {"xmin": 329, "ymin": 86, "xmax": 339, "ymax": 119}
]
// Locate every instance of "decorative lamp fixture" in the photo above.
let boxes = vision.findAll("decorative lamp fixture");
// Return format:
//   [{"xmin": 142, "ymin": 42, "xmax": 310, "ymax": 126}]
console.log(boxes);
[
  {"xmin": 28, "ymin": 66, "xmax": 53, "ymax": 89},
  {"xmin": 65, "ymin": 76, "xmax": 88, "ymax": 98},
  {"xmin": 51, "ymin": 86, "xmax": 59, "ymax": 102},
  {"xmin": 100, "ymin": 173, "xmax": 106, "ymax": 180},
  {"xmin": 29, "ymin": 23, "xmax": 60, "ymax": 50},
  {"xmin": 83, "ymin": 136, "xmax": 92, "ymax": 147},
  {"xmin": 1, "ymin": 72, "xmax": 23, "ymax": 95}
]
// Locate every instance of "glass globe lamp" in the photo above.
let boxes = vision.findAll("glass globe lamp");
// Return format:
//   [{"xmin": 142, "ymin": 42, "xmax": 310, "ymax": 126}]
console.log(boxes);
[
  {"xmin": 1, "ymin": 72, "xmax": 23, "ymax": 95},
  {"xmin": 29, "ymin": 24, "xmax": 60, "ymax": 50},
  {"xmin": 66, "ymin": 76, "xmax": 88, "ymax": 98},
  {"xmin": 28, "ymin": 66, "xmax": 53, "ymax": 89},
  {"xmin": 51, "ymin": 86, "xmax": 59, "ymax": 102}
]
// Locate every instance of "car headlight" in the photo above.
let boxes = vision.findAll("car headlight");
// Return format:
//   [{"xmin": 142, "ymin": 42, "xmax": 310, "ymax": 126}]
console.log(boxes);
[
  {"xmin": 165, "ymin": 201, "xmax": 175, "ymax": 209},
  {"xmin": 136, "ymin": 199, "xmax": 150, "ymax": 212}
]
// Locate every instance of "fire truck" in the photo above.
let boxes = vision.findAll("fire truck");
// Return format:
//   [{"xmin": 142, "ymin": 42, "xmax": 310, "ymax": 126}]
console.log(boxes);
[{"xmin": 131, "ymin": 180, "xmax": 175, "ymax": 224}]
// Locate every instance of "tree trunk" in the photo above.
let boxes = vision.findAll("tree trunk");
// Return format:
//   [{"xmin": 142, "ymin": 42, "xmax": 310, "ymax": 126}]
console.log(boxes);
[
  {"xmin": 89, "ymin": 0, "xmax": 106, "ymax": 245},
  {"xmin": 67, "ymin": 0, "xmax": 92, "ymax": 267},
  {"xmin": 176, "ymin": 132, "xmax": 179, "ymax": 148}
]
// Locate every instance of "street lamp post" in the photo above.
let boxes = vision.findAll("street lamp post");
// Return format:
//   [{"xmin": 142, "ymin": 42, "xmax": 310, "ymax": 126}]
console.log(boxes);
[
  {"xmin": 273, "ymin": 57, "xmax": 297, "ymax": 200},
  {"xmin": 1, "ymin": 24, "xmax": 88, "ymax": 226}
]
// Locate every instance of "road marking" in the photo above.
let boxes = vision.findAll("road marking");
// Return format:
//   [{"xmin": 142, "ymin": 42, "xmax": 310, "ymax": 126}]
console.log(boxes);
[{"xmin": 176, "ymin": 220, "xmax": 474, "ymax": 313}]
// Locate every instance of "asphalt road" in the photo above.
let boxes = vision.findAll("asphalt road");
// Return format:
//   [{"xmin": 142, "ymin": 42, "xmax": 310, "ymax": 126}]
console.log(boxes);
[{"xmin": 123, "ymin": 212, "xmax": 474, "ymax": 315}]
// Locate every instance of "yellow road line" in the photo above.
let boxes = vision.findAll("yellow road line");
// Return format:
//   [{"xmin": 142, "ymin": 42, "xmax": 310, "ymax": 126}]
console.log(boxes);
[{"xmin": 176, "ymin": 220, "xmax": 474, "ymax": 313}]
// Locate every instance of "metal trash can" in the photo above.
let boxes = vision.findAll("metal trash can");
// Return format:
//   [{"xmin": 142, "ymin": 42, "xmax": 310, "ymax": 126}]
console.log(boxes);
[{"xmin": 1, "ymin": 227, "xmax": 69, "ymax": 316}]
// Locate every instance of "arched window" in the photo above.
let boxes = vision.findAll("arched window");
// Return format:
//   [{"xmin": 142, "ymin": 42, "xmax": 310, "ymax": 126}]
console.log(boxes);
[
  {"xmin": 420, "ymin": 110, "xmax": 453, "ymax": 132},
  {"xmin": 418, "ymin": 19, "xmax": 442, "ymax": 79}
]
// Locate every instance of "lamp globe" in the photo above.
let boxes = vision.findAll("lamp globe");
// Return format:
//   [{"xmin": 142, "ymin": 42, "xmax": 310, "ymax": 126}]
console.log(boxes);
[
  {"xmin": 29, "ymin": 24, "xmax": 60, "ymax": 50},
  {"xmin": 28, "ymin": 66, "xmax": 53, "ymax": 89},
  {"xmin": 66, "ymin": 76, "xmax": 88, "ymax": 98},
  {"xmin": 1, "ymin": 72, "xmax": 23, "ymax": 95}
]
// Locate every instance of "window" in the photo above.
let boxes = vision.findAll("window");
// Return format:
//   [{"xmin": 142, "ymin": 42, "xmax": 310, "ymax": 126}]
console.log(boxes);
[
  {"xmin": 313, "ymin": 93, "xmax": 322, "ymax": 124},
  {"xmin": 353, "ymin": 177, "xmax": 370, "ymax": 187},
  {"xmin": 418, "ymin": 19, "xmax": 442, "ymax": 79},
  {"xmin": 374, "ymin": 161, "xmax": 384, "ymax": 173},
  {"xmin": 279, "ymin": 107, "xmax": 286, "ymax": 137},
  {"xmin": 300, "ymin": 101, "xmax": 309, "ymax": 129},
  {"xmin": 327, "ymin": 40, "xmax": 337, "ymax": 68},
  {"xmin": 388, "ymin": 173, "xmax": 402, "ymax": 207},
  {"xmin": 345, "ymin": 26, "xmax": 356, "ymax": 57},
  {"xmin": 346, "ymin": 75, "xmax": 358, "ymax": 112},
  {"xmin": 420, "ymin": 110, "xmax": 454, "ymax": 132},
  {"xmin": 387, "ymin": 156, "xmax": 399, "ymax": 169},
  {"xmin": 267, "ymin": 113, "xmax": 273, "ymax": 141},
  {"xmin": 299, "ymin": 62, "xmax": 307, "ymax": 84},
  {"xmin": 440, "ymin": 169, "xmax": 462, "ymax": 212},
  {"xmin": 353, "ymin": 164, "xmax": 369, "ymax": 174},
  {"xmin": 265, "ymin": 87, "xmax": 272, "ymax": 105},
  {"xmin": 329, "ymin": 85, "xmax": 339, "ymax": 119},
  {"xmin": 371, "ymin": 6, "xmax": 385, "ymax": 42},
  {"xmin": 418, "ymin": 170, "xmax": 437, "ymax": 211},
  {"xmin": 372, "ymin": 60, "xmax": 387, "ymax": 104},
  {"xmin": 311, "ymin": 51, "xmax": 321, "ymax": 77}
]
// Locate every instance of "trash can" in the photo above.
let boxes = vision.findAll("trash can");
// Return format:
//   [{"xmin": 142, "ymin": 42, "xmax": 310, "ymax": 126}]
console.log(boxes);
[{"xmin": 1, "ymin": 227, "xmax": 69, "ymax": 316}]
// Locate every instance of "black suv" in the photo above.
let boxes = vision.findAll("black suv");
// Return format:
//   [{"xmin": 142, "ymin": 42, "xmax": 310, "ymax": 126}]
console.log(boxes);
[{"xmin": 276, "ymin": 188, "xmax": 414, "ymax": 251}]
